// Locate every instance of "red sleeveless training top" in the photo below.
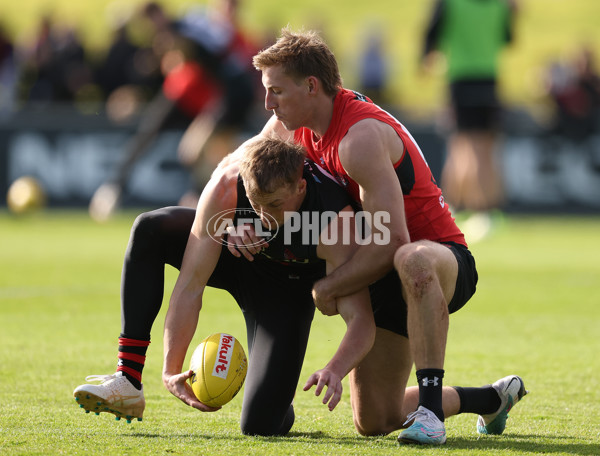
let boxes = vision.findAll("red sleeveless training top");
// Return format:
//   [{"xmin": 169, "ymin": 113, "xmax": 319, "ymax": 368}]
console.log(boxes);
[{"xmin": 294, "ymin": 89, "xmax": 466, "ymax": 246}]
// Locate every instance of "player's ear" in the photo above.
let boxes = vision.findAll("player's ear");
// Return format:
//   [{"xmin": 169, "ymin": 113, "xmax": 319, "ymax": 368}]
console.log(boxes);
[
  {"xmin": 297, "ymin": 178, "xmax": 307, "ymax": 194},
  {"xmin": 306, "ymin": 76, "xmax": 318, "ymax": 94}
]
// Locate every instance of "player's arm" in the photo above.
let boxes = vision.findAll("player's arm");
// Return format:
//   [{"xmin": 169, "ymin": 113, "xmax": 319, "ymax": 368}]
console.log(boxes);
[
  {"xmin": 312, "ymin": 119, "xmax": 409, "ymax": 314},
  {"xmin": 303, "ymin": 206, "xmax": 376, "ymax": 411},
  {"xmin": 422, "ymin": 0, "xmax": 444, "ymax": 62},
  {"xmin": 162, "ymin": 164, "xmax": 238, "ymax": 412}
]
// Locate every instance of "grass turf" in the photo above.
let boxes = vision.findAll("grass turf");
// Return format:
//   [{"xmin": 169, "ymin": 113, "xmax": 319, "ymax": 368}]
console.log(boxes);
[{"xmin": 0, "ymin": 209, "xmax": 599, "ymax": 455}]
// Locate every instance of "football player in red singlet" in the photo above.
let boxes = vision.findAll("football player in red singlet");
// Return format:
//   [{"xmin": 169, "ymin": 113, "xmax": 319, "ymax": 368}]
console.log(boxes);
[{"xmin": 245, "ymin": 28, "xmax": 526, "ymax": 445}]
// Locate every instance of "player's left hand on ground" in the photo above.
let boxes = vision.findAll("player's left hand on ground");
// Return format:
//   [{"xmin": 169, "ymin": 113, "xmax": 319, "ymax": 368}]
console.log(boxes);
[
  {"xmin": 312, "ymin": 281, "xmax": 339, "ymax": 316},
  {"xmin": 303, "ymin": 368, "xmax": 343, "ymax": 411},
  {"xmin": 163, "ymin": 369, "xmax": 221, "ymax": 412}
]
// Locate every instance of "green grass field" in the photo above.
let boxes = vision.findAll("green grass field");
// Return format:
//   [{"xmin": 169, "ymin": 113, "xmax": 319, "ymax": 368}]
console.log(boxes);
[{"xmin": 1, "ymin": 210, "xmax": 599, "ymax": 455}]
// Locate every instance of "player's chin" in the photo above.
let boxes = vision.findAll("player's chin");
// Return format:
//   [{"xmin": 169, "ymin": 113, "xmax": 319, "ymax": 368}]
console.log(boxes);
[{"xmin": 278, "ymin": 118, "xmax": 296, "ymax": 131}]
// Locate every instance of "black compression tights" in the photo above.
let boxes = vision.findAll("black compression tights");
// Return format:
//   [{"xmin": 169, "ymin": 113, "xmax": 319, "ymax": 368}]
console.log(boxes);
[
  {"xmin": 118, "ymin": 206, "xmax": 303, "ymax": 436},
  {"xmin": 120, "ymin": 206, "xmax": 196, "ymax": 340}
]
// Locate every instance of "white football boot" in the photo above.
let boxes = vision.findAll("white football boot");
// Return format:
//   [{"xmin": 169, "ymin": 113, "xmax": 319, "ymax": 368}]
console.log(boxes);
[
  {"xmin": 73, "ymin": 372, "xmax": 145, "ymax": 422},
  {"xmin": 477, "ymin": 375, "xmax": 528, "ymax": 434},
  {"xmin": 398, "ymin": 406, "xmax": 447, "ymax": 445}
]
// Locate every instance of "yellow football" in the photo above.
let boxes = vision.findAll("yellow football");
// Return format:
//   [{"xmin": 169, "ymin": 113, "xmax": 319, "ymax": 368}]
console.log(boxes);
[
  {"xmin": 189, "ymin": 333, "xmax": 247, "ymax": 407},
  {"xmin": 6, "ymin": 176, "xmax": 46, "ymax": 215}
]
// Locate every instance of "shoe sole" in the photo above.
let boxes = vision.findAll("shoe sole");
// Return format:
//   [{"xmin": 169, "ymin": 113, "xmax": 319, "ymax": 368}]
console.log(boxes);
[
  {"xmin": 398, "ymin": 426, "xmax": 447, "ymax": 445},
  {"xmin": 74, "ymin": 391, "xmax": 144, "ymax": 423},
  {"xmin": 398, "ymin": 436, "xmax": 447, "ymax": 445}
]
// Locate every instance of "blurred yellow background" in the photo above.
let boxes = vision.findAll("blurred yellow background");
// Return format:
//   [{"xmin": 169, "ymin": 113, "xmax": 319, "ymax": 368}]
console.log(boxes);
[{"xmin": 2, "ymin": 0, "xmax": 599, "ymax": 121}]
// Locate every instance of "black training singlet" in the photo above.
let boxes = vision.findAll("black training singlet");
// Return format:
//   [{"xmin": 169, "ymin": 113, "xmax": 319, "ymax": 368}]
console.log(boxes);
[{"xmin": 234, "ymin": 159, "xmax": 353, "ymax": 273}]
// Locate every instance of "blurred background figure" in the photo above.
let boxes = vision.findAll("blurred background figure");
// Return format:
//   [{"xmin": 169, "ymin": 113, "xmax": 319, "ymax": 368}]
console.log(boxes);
[
  {"xmin": 89, "ymin": 0, "xmax": 262, "ymax": 221},
  {"xmin": 422, "ymin": 0, "xmax": 518, "ymax": 242},
  {"xmin": 94, "ymin": 22, "xmax": 159, "ymax": 103},
  {"xmin": 0, "ymin": 22, "xmax": 18, "ymax": 118},
  {"xmin": 357, "ymin": 25, "xmax": 390, "ymax": 106},
  {"xmin": 539, "ymin": 45, "xmax": 600, "ymax": 176},
  {"xmin": 544, "ymin": 45, "xmax": 600, "ymax": 144},
  {"xmin": 18, "ymin": 16, "xmax": 94, "ymax": 105}
]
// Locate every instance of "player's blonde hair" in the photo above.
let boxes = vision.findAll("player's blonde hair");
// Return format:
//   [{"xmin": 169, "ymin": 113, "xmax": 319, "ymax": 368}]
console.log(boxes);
[
  {"xmin": 239, "ymin": 136, "xmax": 306, "ymax": 196},
  {"xmin": 252, "ymin": 27, "xmax": 343, "ymax": 97}
]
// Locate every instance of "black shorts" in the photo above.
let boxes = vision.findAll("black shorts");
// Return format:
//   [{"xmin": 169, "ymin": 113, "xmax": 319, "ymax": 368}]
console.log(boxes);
[
  {"xmin": 370, "ymin": 241, "xmax": 478, "ymax": 337},
  {"xmin": 450, "ymin": 79, "xmax": 501, "ymax": 131}
]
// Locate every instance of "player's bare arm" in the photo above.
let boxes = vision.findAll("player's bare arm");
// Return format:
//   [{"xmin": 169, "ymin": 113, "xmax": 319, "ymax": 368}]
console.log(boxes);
[
  {"xmin": 163, "ymin": 164, "xmax": 239, "ymax": 412},
  {"xmin": 304, "ymin": 206, "xmax": 376, "ymax": 411},
  {"xmin": 312, "ymin": 119, "xmax": 410, "ymax": 313}
]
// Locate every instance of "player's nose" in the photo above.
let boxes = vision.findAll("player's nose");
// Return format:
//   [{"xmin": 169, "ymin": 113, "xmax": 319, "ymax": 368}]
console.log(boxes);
[{"xmin": 265, "ymin": 92, "xmax": 276, "ymax": 111}]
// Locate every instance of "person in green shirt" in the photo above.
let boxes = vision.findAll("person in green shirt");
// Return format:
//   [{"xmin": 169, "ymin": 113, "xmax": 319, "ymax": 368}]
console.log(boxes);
[{"xmin": 422, "ymin": 0, "xmax": 518, "ymax": 241}]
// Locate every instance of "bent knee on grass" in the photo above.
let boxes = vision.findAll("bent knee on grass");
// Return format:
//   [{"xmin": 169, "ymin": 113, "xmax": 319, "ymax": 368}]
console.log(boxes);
[
  {"xmin": 350, "ymin": 377, "xmax": 408, "ymax": 435},
  {"xmin": 353, "ymin": 409, "xmax": 404, "ymax": 436}
]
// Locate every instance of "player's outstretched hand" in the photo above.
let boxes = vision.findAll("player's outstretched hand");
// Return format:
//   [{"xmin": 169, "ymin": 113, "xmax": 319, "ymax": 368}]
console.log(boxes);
[
  {"xmin": 163, "ymin": 369, "xmax": 221, "ymax": 412},
  {"xmin": 303, "ymin": 368, "xmax": 343, "ymax": 411},
  {"xmin": 226, "ymin": 223, "xmax": 269, "ymax": 261}
]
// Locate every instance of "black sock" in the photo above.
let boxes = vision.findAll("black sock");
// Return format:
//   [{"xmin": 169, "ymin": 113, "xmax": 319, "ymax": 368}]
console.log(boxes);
[
  {"xmin": 416, "ymin": 368, "xmax": 445, "ymax": 421},
  {"xmin": 453, "ymin": 385, "xmax": 501, "ymax": 415}
]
